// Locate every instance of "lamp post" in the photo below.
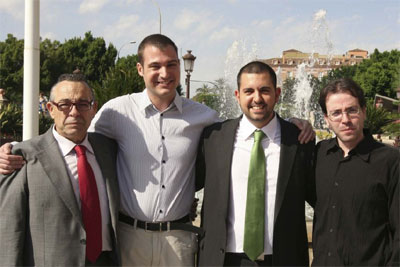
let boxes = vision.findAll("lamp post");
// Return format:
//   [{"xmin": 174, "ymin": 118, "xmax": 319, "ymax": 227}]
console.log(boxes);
[
  {"xmin": 117, "ymin": 41, "xmax": 136, "ymax": 60},
  {"xmin": 182, "ymin": 50, "xmax": 196, "ymax": 99},
  {"xmin": 151, "ymin": 0, "xmax": 162, "ymax": 33}
]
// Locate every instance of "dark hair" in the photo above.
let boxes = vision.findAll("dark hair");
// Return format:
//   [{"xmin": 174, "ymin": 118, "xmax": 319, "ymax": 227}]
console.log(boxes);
[
  {"xmin": 137, "ymin": 34, "xmax": 178, "ymax": 65},
  {"xmin": 50, "ymin": 71, "xmax": 94, "ymax": 101},
  {"xmin": 319, "ymin": 78, "xmax": 366, "ymax": 114},
  {"xmin": 237, "ymin": 61, "xmax": 277, "ymax": 90}
]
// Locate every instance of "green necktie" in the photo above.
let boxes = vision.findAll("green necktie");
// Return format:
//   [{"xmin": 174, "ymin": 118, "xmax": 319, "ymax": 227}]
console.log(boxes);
[{"xmin": 243, "ymin": 129, "xmax": 266, "ymax": 261}]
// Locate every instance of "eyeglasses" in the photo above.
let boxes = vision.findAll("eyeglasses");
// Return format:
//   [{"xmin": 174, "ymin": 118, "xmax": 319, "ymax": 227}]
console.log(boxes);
[
  {"xmin": 51, "ymin": 100, "xmax": 94, "ymax": 112},
  {"xmin": 327, "ymin": 106, "xmax": 361, "ymax": 122}
]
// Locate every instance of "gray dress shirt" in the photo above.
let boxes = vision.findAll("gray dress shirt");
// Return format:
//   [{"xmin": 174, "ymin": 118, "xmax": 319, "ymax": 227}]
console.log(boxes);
[{"xmin": 89, "ymin": 90, "xmax": 219, "ymax": 222}]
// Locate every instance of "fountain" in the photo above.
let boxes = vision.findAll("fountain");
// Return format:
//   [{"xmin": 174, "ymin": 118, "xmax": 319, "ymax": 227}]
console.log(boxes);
[{"xmin": 197, "ymin": 9, "xmax": 335, "ymax": 221}]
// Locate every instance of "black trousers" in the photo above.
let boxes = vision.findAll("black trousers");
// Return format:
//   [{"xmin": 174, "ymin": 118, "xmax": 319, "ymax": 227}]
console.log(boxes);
[{"xmin": 224, "ymin": 253, "xmax": 273, "ymax": 266}]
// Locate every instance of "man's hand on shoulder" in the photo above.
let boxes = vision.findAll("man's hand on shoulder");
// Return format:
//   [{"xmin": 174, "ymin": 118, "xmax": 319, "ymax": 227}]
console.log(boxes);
[
  {"xmin": 0, "ymin": 143, "xmax": 24, "ymax": 174},
  {"xmin": 289, "ymin": 118, "xmax": 316, "ymax": 144}
]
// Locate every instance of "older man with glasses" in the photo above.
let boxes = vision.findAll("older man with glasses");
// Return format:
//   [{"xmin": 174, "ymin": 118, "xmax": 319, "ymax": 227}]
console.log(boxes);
[{"xmin": 0, "ymin": 72, "xmax": 120, "ymax": 266}]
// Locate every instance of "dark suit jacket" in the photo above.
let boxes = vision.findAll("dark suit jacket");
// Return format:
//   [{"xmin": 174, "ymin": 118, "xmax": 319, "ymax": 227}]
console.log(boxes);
[
  {"xmin": 196, "ymin": 115, "xmax": 315, "ymax": 266},
  {"xmin": 0, "ymin": 127, "xmax": 120, "ymax": 266}
]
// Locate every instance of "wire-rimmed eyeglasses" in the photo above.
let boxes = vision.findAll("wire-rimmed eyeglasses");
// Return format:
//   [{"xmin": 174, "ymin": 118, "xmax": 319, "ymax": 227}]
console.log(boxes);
[{"xmin": 327, "ymin": 106, "xmax": 361, "ymax": 122}]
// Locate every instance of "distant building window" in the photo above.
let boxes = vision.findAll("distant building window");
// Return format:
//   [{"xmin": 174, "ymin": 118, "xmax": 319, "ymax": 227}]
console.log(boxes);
[{"xmin": 351, "ymin": 61, "xmax": 356, "ymax": 65}]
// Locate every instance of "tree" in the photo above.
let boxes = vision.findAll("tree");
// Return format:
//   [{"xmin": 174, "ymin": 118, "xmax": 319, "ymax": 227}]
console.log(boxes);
[
  {"xmin": 276, "ymin": 77, "xmax": 296, "ymax": 118},
  {"xmin": 0, "ymin": 32, "xmax": 118, "ymax": 103},
  {"xmin": 0, "ymin": 34, "xmax": 24, "ymax": 103},
  {"xmin": 192, "ymin": 84, "xmax": 221, "ymax": 111},
  {"xmin": 92, "ymin": 54, "xmax": 144, "ymax": 109},
  {"xmin": 354, "ymin": 49, "xmax": 400, "ymax": 99},
  {"xmin": 365, "ymin": 101, "xmax": 392, "ymax": 134}
]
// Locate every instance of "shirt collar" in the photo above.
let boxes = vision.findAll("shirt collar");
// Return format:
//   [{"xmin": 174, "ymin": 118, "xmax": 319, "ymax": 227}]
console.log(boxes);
[
  {"xmin": 52, "ymin": 126, "xmax": 94, "ymax": 156},
  {"xmin": 241, "ymin": 112, "xmax": 279, "ymax": 141},
  {"xmin": 138, "ymin": 89, "xmax": 183, "ymax": 114},
  {"xmin": 326, "ymin": 129, "xmax": 373, "ymax": 162}
]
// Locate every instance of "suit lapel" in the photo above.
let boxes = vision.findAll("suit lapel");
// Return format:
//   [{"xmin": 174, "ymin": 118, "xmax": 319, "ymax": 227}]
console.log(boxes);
[
  {"xmin": 36, "ymin": 129, "xmax": 83, "ymax": 226},
  {"xmin": 218, "ymin": 118, "xmax": 241, "ymax": 219},
  {"xmin": 88, "ymin": 134, "xmax": 119, "ymax": 229},
  {"xmin": 274, "ymin": 117, "xmax": 298, "ymax": 224}
]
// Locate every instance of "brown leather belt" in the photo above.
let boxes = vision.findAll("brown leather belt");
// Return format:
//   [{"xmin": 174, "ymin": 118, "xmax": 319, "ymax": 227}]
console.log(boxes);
[{"xmin": 118, "ymin": 212, "xmax": 204, "ymax": 237}]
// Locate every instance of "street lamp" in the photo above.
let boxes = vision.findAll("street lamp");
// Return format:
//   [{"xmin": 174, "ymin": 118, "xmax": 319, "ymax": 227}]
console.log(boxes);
[
  {"xmin": 151, "ymin": 0, "xmax": 162, "ymax": 34},
  {"xmin": 182, "ymin": 50, "xmax": 196, "ymax": 99},
  {"xmin": 117, "ymin": 41, "xmax": 136, "ymax": 60}
]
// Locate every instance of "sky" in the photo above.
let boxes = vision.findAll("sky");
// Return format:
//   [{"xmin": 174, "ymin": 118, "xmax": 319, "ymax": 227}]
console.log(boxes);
[{"xmin": 1, "ymin": 0, "xmax": 399, "ymax": 95}]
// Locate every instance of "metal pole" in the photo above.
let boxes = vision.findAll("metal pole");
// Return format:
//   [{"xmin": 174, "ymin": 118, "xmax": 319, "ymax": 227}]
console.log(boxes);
[
  {"xmin": 186, "ymin": 72, "xmax": 191, "ymax": 99},
  {"xmin": 151, "ymin": 0, "xmax": 162, "ymax": 33},
  {"xmin": 117, "ymin": 41, "xmax": 136, "ymax": 61},
  {"xmin": 23, "ymin": 0, "xmax": 40, "ymax": 140}
]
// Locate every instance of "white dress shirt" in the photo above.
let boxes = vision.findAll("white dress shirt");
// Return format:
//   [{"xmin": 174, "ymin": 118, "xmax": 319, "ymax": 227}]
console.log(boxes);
[
  {"xmin": 89, "ymin": 90, "xmax": 219, "ymax": 222},
  {"xmin": 226, "ymin": 114, "xmax": 281, "ymax": 256},
  {"xmin": 52, "ymin": 128, "xmax": 112, "ymax": 251}
]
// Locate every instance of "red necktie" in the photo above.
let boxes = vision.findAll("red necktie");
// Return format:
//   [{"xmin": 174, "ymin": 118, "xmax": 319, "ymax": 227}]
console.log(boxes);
[{"xmin": 74, "ymin": 145, "xmax": 102, "ymax": 263}]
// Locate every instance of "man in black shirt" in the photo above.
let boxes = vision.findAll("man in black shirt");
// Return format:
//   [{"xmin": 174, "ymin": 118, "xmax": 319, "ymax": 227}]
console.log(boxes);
[{"xmin": 312, "ymin": 78, "xmax": 399, "ymax": 266}]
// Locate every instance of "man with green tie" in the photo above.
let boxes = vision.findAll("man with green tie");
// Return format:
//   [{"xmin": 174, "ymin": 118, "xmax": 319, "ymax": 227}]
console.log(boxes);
[{"xmin": 196, "ymin": 61, "xmax": 315, "ymax": 266}]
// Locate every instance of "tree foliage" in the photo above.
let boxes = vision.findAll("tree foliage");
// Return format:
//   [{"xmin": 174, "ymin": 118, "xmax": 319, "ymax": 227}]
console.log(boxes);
[
  {"xmin": 365, "ymin": 101, "xmax": 392, "ymax": 134},
  {"xmin": 192, "ymin": 78, "xmax": 238, "ymax": 119},
  {"xmin": 92, "ymin": 55, "xmax": 144, "ymax": 109},
  {"xmin": 0, "ymin": 32, "xmax": 117, "ymax": 104}
]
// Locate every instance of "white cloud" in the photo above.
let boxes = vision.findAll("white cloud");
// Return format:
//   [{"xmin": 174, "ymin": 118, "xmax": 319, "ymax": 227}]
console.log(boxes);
[
  {"xmin": 103, "ymin": 14, "xmax": 141, "ymax": 40},
  {"xmin": 41, "ymin": 32, "xmax": 57, "ymax": 41},
  {"xmin": 173, "ymin": 8, "xmax": 221, "ymax": 37},
  {"xmin": 0, "ymin": 0, "xmax": 24, "ymax": 21},
  {"xmin": 282, "ymin": 16, "xmax": 296, "ymax": 25},
  {"xmin": 210, "ymin": 27, "xmax": 239, "ymax": 42},
  {"xmin": 252, "ymin": 19, "xmax": 273, "ymax": 29},
  {"xmin": 79, "ymin": 0, "xmax": 110, "ymax": 14},
  {"xmin": 174, "ymin": 9, "xmax": 200, "ymax": 30}
]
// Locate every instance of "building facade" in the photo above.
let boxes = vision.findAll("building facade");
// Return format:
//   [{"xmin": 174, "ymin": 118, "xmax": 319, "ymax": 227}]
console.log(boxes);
[{"xmin": 263, "ymin": 49, "xmax": 368, "ymax": 85}]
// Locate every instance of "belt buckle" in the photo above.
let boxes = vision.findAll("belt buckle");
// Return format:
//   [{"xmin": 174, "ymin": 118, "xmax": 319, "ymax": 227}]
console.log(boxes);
[{"xmin": 144, "ymin": 221, "xmax": 170, "ymax": 232}]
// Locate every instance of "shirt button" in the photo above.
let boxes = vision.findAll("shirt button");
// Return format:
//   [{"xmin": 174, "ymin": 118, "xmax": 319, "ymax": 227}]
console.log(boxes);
[
  {"xmin": 80, "ymin": 239, "xmax": 86, "ymax": 245},
  {"xmin": 328, "ymin": 252, "xmax": 331, "ymax": 257},
  {"xmin": 332, "ymin": 205, "xmax": 336, "ymax": 209},
  {"xmin": 162, "ymin": 136, "xmax": 165, "ymax": 140},
  {"xmin": 160, "ymin": 113, "xmax": 164, "ymax": 116},
  {"xmin": 159, "ymin": 210, "xmax": 163, "ymax": 213},
  {"xmin": 162, "ymin": 185, "xmax": 165, "ymax": 189},
  {"xmin": 329, "ymin": 228, "xmax": 333, "ymax": 233},
  {"xmin": 334, "ymin": 182, "xmax": 339, "ymax": 186},
  {"xmin": 162, "ymin": 160, "xmax": 166, "ymax": 164},
  {"xmin": 219, "ymin": 248, "xmax": 225, "ymax": 254}
]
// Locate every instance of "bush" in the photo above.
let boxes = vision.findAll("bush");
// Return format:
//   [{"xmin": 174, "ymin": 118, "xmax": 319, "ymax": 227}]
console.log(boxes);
[{"xmin": 0, "ymin": 103, "xmax": 22, "ymax": 140}]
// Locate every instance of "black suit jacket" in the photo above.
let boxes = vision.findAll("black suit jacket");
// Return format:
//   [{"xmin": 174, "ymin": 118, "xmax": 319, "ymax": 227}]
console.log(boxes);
[{"xmin": 196, "ymin": 115, "xmax": 315, "ymax": 266}]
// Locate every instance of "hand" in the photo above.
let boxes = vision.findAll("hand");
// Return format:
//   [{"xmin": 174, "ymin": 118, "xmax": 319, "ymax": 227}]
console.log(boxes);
[
  {"xmin": 0, "ymin": 143, "xmax": 24, "ymax": 174},
  {"xmin": 290, "ymin": 118, "xmax": 316, "ymax": 144}
]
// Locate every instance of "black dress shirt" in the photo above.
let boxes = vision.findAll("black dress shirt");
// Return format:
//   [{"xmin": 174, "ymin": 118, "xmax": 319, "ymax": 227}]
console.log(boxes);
[{"xmin": 312, "ymin": 131, "xmax": 399, "ymax": 266}]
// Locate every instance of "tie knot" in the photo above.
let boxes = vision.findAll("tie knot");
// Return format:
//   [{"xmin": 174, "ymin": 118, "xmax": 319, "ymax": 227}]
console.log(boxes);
[
  {"xmin": 74, "ymin": 145, "xmax": 86, "ymax": 156},
  {"xmin": 254, "ymin": 130, "xmax": 265, "ymax": 142}
]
